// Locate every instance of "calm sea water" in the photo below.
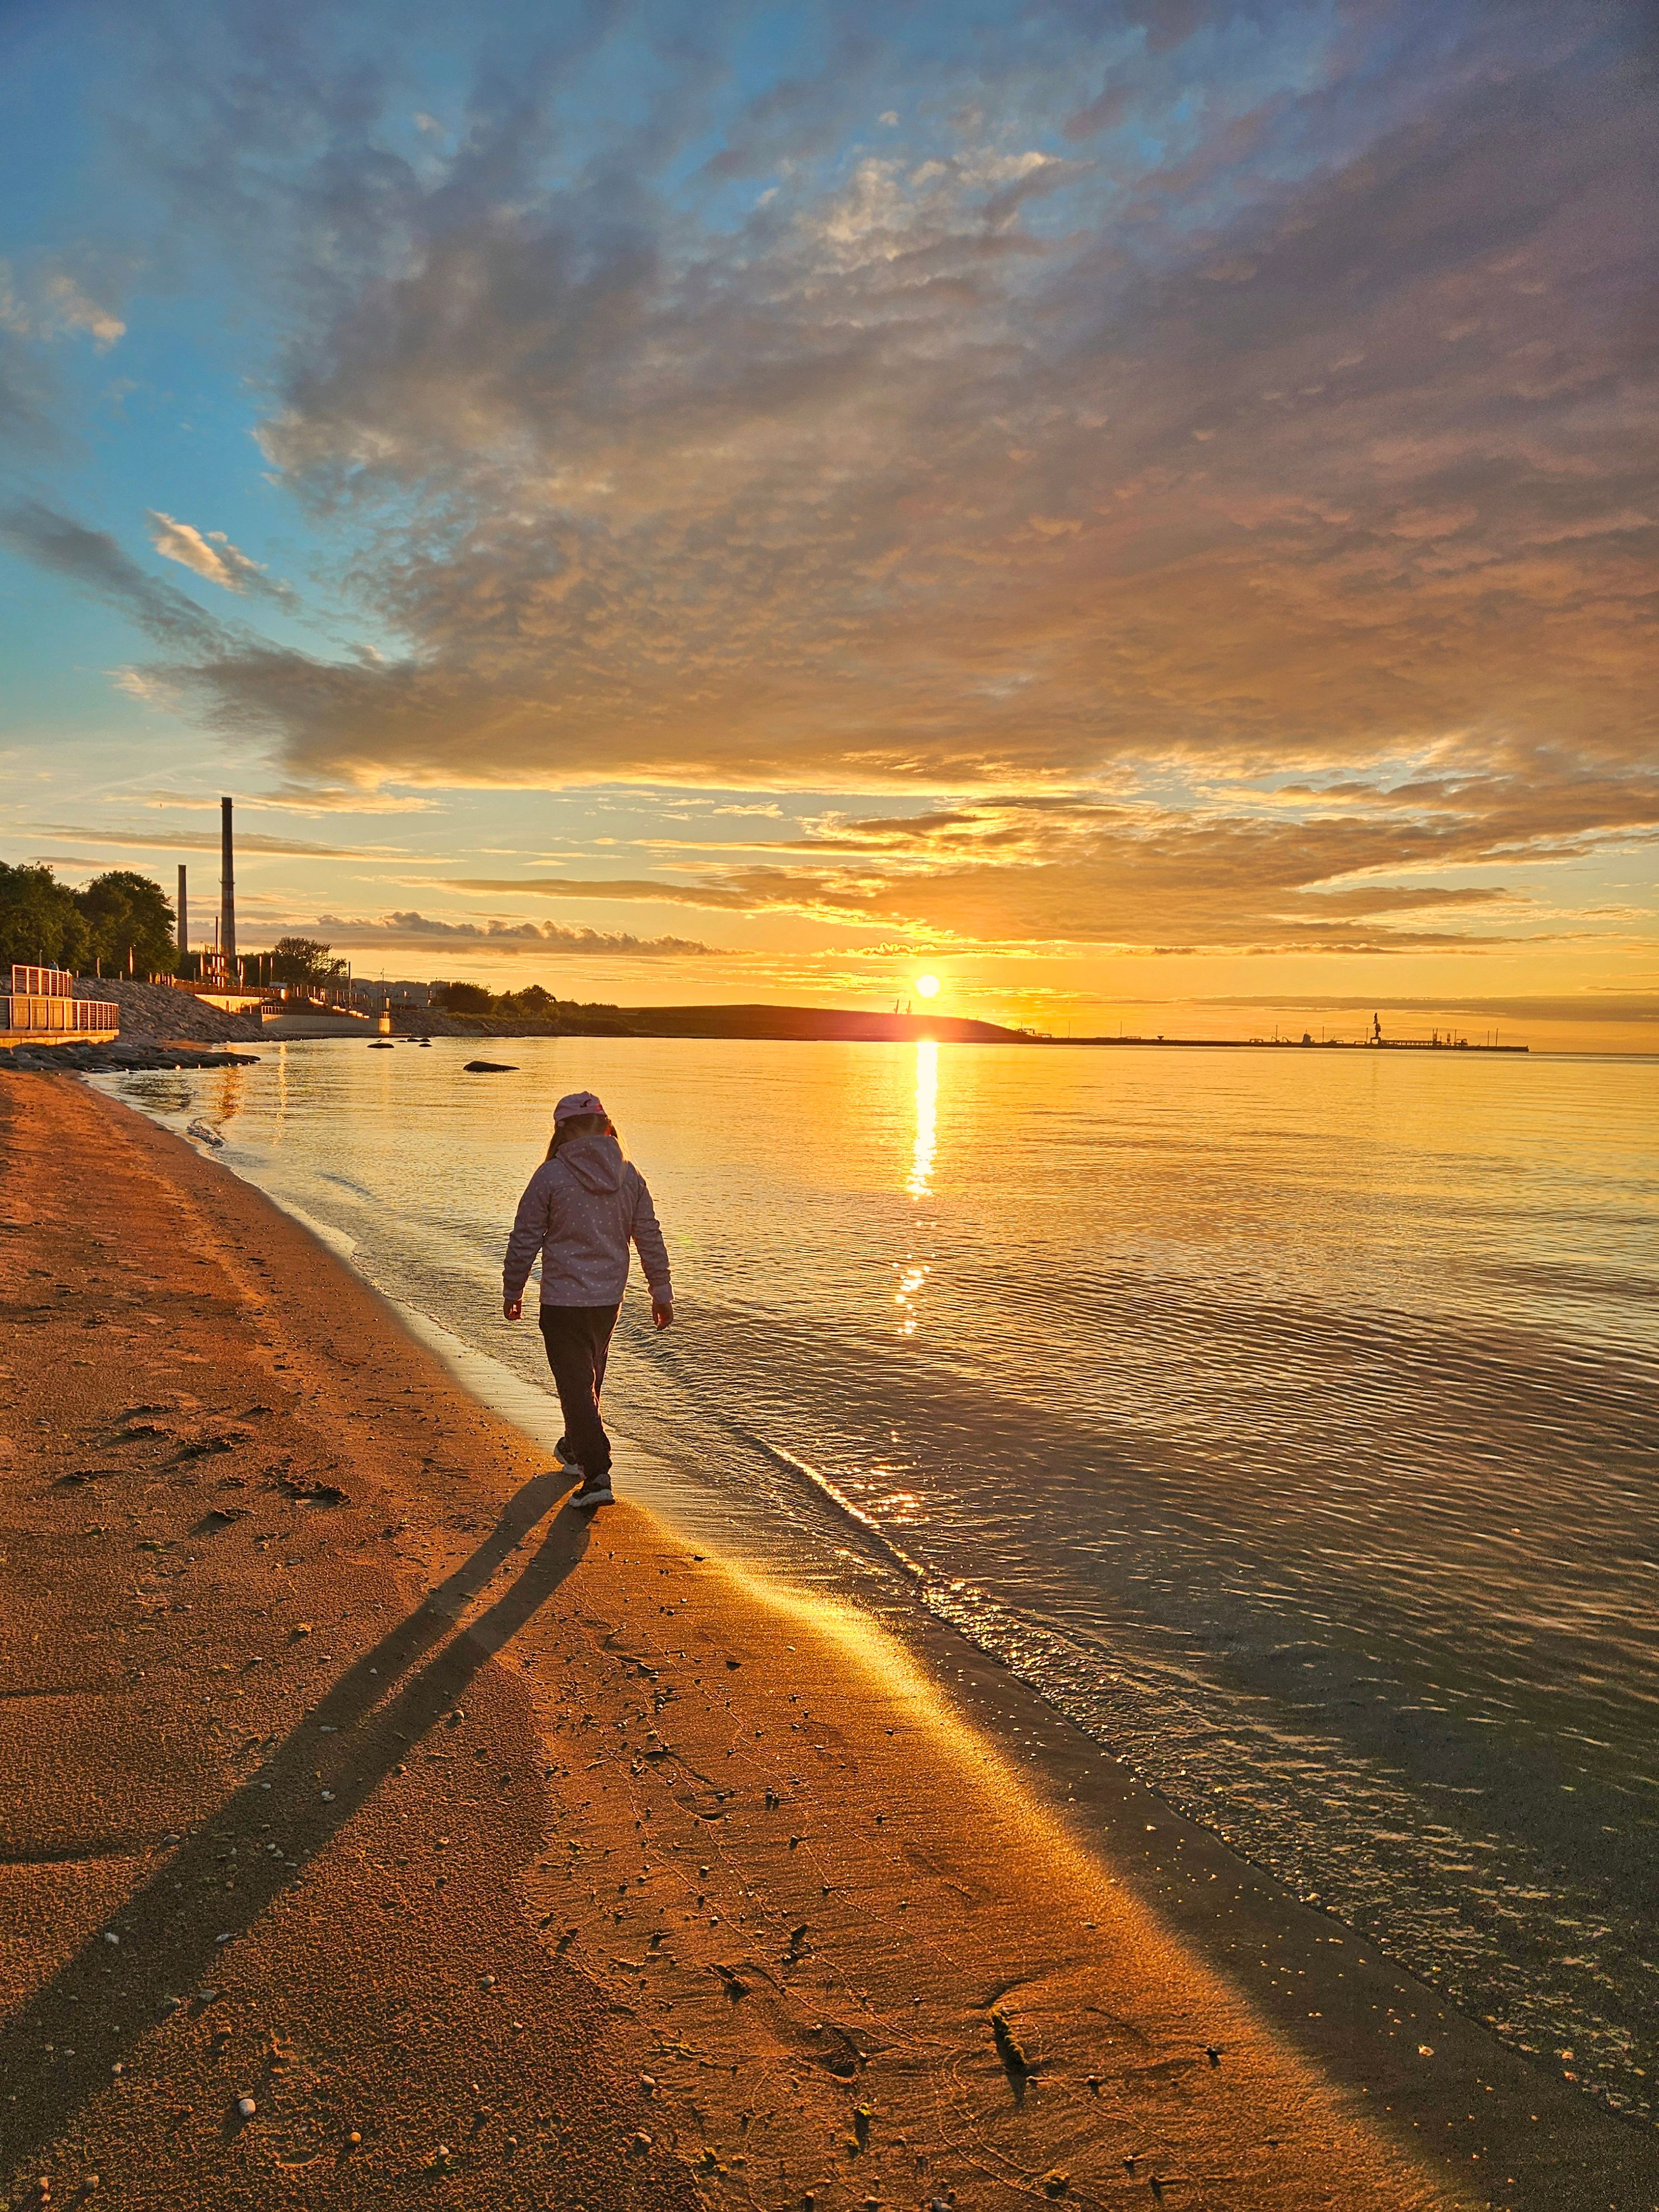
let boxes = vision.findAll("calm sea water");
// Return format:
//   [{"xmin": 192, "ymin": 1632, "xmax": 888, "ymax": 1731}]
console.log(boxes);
[{"xmin": 104, "ymin": 1037, "xmax": 1658, "ymax": 2119}]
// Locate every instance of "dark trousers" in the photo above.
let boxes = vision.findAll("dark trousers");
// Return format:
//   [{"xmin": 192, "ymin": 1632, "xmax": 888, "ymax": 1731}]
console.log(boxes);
[{"xmin": 538, "ymin": 1302, "xmax": 621, "ymax": 1478}]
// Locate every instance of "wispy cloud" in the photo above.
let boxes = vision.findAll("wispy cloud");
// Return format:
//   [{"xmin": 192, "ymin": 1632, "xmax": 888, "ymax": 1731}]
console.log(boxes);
[
  {"xmin": 1, "ymin": 501, "xmax": 226, "ymax": 653},
  {"xmin": 446, "ymin": 774, "xmax": 1658, "ymax": 953},
  {"xmin": 40, "ymin": 271, "xmax": 125, "ymax": 349},
  {"xmin": 146, "ymin": 512, "xmax": 285, "ymax": 598},
  {"xmin": 0, "ymin": 260, "xmax": 127, "ymax": 349},
  {"xmin": 24, "ymin": 821, "xmax": 395, "ymax": 859}
]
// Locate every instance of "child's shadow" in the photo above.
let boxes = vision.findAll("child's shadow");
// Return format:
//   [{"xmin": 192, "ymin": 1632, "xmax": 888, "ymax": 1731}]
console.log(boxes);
[{"xmin": 0, "ymin": 1470, "xmax": 590, "ymax": 2174}]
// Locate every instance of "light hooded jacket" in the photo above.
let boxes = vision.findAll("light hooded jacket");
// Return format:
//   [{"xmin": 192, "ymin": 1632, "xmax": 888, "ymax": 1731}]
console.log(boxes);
[{"xmin": 503, "ymin": 1134, "xmax": 673, "ymax": 1310}]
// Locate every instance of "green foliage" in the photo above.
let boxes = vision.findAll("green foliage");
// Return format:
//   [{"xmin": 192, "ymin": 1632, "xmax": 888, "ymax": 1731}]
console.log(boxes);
[
  {"xmin": 493, "ymin": 983, "xmax": 555, "ymax": 1016},
  {"xmin": 76, "ymin": 870, "xmax": 178, "ymax": 977},
  {"xmin": 434, "ymin": 979, "xmax": 494, "ymax": 1016},
  {"xmin": 0, "ymin": 862, "xmax": 91, "ymax": 972},
  {"xmin": 428, "ymin": 978, "xmax": 629, "ymax": 1031},
  {"xmin": 270, "ymin": 935, "xmax": 337, "ymax": 986}
]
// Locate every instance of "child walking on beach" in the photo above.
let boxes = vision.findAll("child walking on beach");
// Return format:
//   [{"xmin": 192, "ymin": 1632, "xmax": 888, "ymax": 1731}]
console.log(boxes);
[{"xmin": 502, "ymin": 1091, "xmax": 674, "ymax": 1509}]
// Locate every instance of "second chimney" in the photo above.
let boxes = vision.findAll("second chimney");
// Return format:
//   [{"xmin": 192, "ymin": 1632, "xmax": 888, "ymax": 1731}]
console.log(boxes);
[{"xmin": 220, "ymin": 796, "xmax": 236, "ymax": 967}]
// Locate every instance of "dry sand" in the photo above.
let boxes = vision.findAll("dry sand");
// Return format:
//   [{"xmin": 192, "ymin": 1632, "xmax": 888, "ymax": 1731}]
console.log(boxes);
[{"xmin": 2, "ymin": 1073, "xmax": 1653, "ymax": 2211}]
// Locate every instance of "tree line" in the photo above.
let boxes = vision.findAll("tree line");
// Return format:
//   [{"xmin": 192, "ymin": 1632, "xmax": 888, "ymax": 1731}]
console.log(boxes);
[
  {"xmin": 0, "ymin": 863, "xmax": 347, "ymax": 987},
  {"xmin": 0, "ymin": 863, "xmax": 181, "ymax": 976}
]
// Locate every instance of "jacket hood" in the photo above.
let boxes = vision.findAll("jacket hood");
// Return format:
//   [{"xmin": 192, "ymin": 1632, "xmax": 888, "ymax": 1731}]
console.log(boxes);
[{"xmin": 557, "ymin": 1131, "xmax": 626, "ymax": 1194}]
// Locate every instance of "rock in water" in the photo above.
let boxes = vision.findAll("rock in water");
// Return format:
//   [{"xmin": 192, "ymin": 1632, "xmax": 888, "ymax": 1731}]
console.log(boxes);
[{"xmin": 463, "ymin": 1060, "xmax": 517, "ymax": 1073}]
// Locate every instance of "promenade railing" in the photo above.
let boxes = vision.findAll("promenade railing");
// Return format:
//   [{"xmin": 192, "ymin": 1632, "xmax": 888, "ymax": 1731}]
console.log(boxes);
[{"xmin": 2, "ymin": 966, "xmax": 121, "ymax": 1041}]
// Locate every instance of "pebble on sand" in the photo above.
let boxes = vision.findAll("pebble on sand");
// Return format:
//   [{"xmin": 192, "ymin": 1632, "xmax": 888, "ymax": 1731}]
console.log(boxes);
[{"xmin": 236, "ymin": 2097, "xmax": 257, "ymax": 2120}]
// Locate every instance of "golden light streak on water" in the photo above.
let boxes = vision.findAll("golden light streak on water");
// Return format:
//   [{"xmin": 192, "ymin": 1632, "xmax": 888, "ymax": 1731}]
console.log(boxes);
[
  {"xmin": 907, "ymin": 1037, "xmax": 937, "ymax": 1200},
  {"xmin": 896, "ymin": 1039, "xmax": 938, "ymax": 1334}
]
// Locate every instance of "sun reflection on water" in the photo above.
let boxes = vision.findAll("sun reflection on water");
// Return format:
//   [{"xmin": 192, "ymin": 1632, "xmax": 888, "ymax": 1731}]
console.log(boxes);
[
  {"xmin": 896, "ymin": 1040, "xmax": 938, "ymax": 1334},
  {"xmin": 907, "ymin": 1039, "xmax": 937, "ymax": 1200}
]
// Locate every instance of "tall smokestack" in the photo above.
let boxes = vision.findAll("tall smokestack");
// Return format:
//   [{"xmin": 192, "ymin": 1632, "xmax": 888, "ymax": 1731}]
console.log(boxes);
[
  {"xmin": 177, "ymin": 864, "xmax": 189, "ymax": 958},
  {"xmin": 220, "ymin": 796, "xmax": 236, "ymax": 968}
]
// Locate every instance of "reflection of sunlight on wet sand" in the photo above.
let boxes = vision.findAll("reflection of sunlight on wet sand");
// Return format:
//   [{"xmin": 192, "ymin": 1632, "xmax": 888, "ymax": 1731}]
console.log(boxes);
[{"xmin": 896, "ymin": 1040, "xmax": 937, "ymax": 1334}]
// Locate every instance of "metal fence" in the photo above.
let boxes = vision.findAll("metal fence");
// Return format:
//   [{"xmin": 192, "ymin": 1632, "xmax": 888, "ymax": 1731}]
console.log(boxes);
[
  {"xmin": 1, "ymin": 998, "xmax": 121, "ymax": 1035},
  {"xmin": 10, "ymin": 964, "xmax": 76, "ymax": 999},
  {"xmin": 2, "ymin": 967, "xmax": 120, "ymax": 1039}
]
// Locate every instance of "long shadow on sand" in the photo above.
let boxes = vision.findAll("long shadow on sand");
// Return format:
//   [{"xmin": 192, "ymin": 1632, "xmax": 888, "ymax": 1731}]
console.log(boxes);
[{"xmin": 0, "ymin": 1469, "xmax": 591, "ymax": 2176}]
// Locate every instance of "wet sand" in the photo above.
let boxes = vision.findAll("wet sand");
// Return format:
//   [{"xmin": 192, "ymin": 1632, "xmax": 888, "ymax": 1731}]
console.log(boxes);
[{"xmin": 2, "ymin": 1073, "xmax": 1653, "ymax": 2210}]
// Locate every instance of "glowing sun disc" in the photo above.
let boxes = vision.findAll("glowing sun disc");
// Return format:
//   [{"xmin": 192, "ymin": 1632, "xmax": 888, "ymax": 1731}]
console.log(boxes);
[{"xmin": 915, "ymin": 973, "xmax": 941, "ymax": 998}]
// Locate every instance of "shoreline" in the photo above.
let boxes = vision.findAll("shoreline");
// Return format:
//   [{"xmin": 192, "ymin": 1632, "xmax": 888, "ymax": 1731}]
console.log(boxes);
[{"xmin": 4, "ymin": 1073, "xmax": 1656, "ymax": 2209}]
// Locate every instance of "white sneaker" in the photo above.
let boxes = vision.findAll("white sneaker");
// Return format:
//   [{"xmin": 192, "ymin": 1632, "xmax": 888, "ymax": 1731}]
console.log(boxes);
[{"xmin": 572, "ymin": 1474, "xmax": 614, "ymax": 1509}]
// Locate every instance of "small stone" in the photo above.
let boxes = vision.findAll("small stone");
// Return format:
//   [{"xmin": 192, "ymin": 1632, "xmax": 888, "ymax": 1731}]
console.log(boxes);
[
  {"xmin": 291, "ymin": 1624, "xmax": 312, "ymax": 1639},
  {"xmin": 320, "ymin": 1790, "xmax": 335, "ymax": 1802},
  {"xmin": 236, "ymin": 2096, "xmax": 257, "ymax": 2119},
  {"xmin": 480, "ymin": 1973, "xmax": 496, "ymax": 1990},
  {"xmin": 102, "ymin": 1933, "xmax": 119, "ymax": 1946},
  {"xmin": 347, "ymin": 2131, "xmax": 362, "ymax": 2147}
]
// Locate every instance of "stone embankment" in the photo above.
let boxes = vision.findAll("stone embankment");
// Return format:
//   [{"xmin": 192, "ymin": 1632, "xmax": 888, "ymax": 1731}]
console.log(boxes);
[
  {"xmin": 69, "ymin": 978, "xmax": 265, "ymax": 1044},
  {"xmin": 394, "ymin": 1010, "xmax": 565, "ymax": 1038},
  {"xmin": 3, "ymin": 1039, "xmax": 259, "ymax": 1075}
]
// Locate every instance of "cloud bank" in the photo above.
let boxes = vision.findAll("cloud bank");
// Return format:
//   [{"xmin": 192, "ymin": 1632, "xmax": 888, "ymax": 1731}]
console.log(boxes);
[
  {"xmin": 4, "ymin": 0, "xmax": 1656, "ymax": 964},
  {"xmin": 316, "ymin": 910, "xmax": 714, "ymax": 957}
]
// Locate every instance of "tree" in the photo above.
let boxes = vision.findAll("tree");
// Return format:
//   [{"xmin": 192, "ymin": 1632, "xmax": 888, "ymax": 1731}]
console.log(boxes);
[
  {"xmin": 497, "ymin": 983, "xmax": 555, "ymax": 1016},
  {"xmin": 270, "ymin": 936, "xmax": 336, "ymax": 987},
  {"xmin": 0, "ymin": 863, "xmax": 91, "ymax": 972},
  {"xmin": 434, "ymin": 980, "xmax": 494, "ymax": 1016},
  {"xmin": 75, "ymin": 872, "xmax": 178, "ymax": 977}
]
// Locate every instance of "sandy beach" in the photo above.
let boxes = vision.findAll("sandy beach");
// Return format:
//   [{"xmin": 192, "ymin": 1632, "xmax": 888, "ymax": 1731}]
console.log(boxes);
[{"xmin": 3, "ymin": 1071, "xmax": 1656, "ymax": 2212}]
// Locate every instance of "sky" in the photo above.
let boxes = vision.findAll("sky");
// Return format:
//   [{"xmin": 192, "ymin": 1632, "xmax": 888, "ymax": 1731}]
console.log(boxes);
[{"xmin": 1, "ymin": 0, "xmax": 1655, "ymax": 1049}]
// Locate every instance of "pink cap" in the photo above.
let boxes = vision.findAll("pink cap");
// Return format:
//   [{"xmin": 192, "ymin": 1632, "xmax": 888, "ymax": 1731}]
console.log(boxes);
[{"xmin": 553, "ymin": 1089, "xmax": 608, "ymax": 1123}]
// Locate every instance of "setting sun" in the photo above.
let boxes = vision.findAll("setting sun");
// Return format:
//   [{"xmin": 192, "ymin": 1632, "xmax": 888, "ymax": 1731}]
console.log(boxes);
[{"xmin": 914, "ymin": 973, "xmax": 941, "ymax": 999}]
